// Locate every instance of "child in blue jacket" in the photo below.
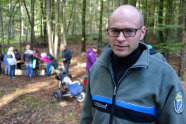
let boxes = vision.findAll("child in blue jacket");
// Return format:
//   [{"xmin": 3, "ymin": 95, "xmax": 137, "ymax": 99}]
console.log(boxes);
[{"xmin": 3, "ymin": 54, "xmax": 9, "ymax": 75}]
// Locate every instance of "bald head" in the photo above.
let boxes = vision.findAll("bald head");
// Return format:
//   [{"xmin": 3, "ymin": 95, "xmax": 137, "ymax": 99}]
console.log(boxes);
[
  {"xmin": 109, "ymin": 5, "xmax": 144, "ymax": 27},
  {"xmin": 26, "ymin": 45, "xmax": 30, "ymax": 50}
]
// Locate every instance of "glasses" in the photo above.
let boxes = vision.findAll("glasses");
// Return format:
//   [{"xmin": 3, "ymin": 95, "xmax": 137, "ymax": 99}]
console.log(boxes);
[{"xmin": 107, "ymin": 26, "xmax": 143, "ymax": 37}]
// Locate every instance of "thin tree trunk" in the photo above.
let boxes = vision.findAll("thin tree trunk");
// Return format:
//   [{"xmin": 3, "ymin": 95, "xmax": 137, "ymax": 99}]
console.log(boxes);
[
  {"xmin": 43, "ymin": 0, "xmax": 47, "ymax": 45},
  {"xmin": 81, "ymin": 0, "xmax": 86, "ymax": 52},
  {"xmin": 23, "ymin": 0, "xmax": 36, "ymax": 48},
  {"xmin": 71, "ymin": 5, "xmax": 76, "ymax": 35},
  {"xmin": 51, "ymin": 0, "xmax": 55, "ymax": 44},
  {"xmin": 59, "ymin": 0, "xmax": 67, "ymax": 56},
  {"xmin": 158, "ymin": 0, "xmax": 164, "ymax": 44},
  {"xmin": 46, "ymin": 0, "xmax": 53, "ymax": 54},
  {"xmin": 8, "ymin": 0, "xmax": 17, "ymax": 45},
  {"xmin": 164, "ymin": 0, "xmax": 174, "ymax": 59},
  {"xmin": 148, "ymin": 0, "xmax": 155, "ymax": 45},
  {"xmin": 98, "ymin": 0, "xmax": 103, "ymax": 54},
  {"xmin": 66, "ymin": 0, "xmax": 76, "ymax": 34},
  {"xmin": 62, "ymin": 0, "xmax": 66, "ymax": 35},
  {"xmin": 54, "ymin": 0, "xmax": 60, "ymax": 57},
  {"xmin": 19, "ymin": 2, "xmax": 22, "ymax": 51},
  {"xmin": 177, "ymin": 0, "xmax": 183, "ymax": 42},
  {"xmin": 40, "ymin": 0, "xmax": 44, "ymax": 41},
  {"xmin": 179, "ymin": 27, "xmax": 186, "ymax": 77},
  {"xmin": 31, "ymin": 0, "xmax": 35, "ymax": 47},
  {"xmin": 178, "ymin": 0, "xmax": 186, "ymax": 78},
  {"xmin": 0, "ymin": 7, "xmax": 4, "ymax": 53}
]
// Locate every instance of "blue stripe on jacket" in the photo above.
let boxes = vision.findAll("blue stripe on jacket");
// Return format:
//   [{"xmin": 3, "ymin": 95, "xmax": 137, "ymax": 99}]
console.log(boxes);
[{"xmin": 92, "ymin": 94, "xmax": 157, "ymax": 118}]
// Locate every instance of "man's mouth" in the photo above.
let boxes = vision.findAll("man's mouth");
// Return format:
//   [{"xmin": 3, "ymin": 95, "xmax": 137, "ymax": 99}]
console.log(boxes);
[{"xmin": 115, "ymin": 45, "xmax": 128, "ymax": 50}]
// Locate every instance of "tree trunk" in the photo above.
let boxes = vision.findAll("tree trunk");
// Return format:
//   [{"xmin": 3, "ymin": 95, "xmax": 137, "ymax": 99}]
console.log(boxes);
[
  {"xmin": 66, "ymin": 0, "xmax": 76, "ymax": 34},
  {"xmin": 46, "ymin": 0, "xmax": 53, "ymax": 54},
  {"xmin": 8, "ymin": 0, "xmax": 15, "ymax": 45},
  {"xmin": 51, "ymin": 0, "xmax": 55, "ymax": 44},
  {"xmin": 43, "ymin": 0, "xmax": 47, "ymax": 45},
  {"xmin": 179, "ymin": 27, "xmax": 186, "ymax": 78},
  {"xmin": 158, "ymin": 0, "xmax": 164, "ymax": 44},
  {"xmin": 54, "ymin": 0, "xmax": 60, "ymax": 58},
  {"xmin": 59, "ymin": 0, "xmax": 67, "ymax": 56},
  {"xmin": 40, "ymin": 0, "xmax": 44, "ymax": 41},
  {"xmin": 98, "ymin": 0, "xmax": 103, "ymax": 54},
  {"xmin": 31, "ymin": 0, "xmax": 35, "ymax": 48},
  {"xmin": 23, "ymin": 0, "xmax": 36, "ymax": 48},
  {"xmin": 177, "ymin": 0, "xmax": 183, "ymax": 42},
  {"xmin": 0, "ymin": 7, "xmax": 4, "ymax": 53},
  {"xmin": 71, "ymin": 4, "xmax": 76, "ymax": 35},
  {"xmin": 178, "ymin": 0, "xmax": 186, "ymax": 78},
  {"xmin": 19, "ymin": 2, "xmax": 22, "ymax": 51},
  {"xmin": 81, "ymin": 0, "xmax": 86, "ymax": 52},
  {"xmin": 62, "ymin": 0, "xmax": 66, "ymax": 34},
  {"xmin": 148, "ymin": 0, "xmax": 155, "ymax": 45},
  {"xmin": 164, "ymin": 0, "xmax": 174, "ymax": 59}
]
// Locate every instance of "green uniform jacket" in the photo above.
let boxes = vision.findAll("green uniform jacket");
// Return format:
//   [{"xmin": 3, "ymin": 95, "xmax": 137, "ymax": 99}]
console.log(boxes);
[{"xmin": 80, "ymin": 43, "xmax": 186, "ymax": 124}]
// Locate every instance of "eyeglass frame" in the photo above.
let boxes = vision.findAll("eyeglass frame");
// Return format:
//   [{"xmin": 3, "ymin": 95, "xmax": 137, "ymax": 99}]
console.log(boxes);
[{"xmin": 107, "ymin": 26, "xmax": 143, "ymax": 37}]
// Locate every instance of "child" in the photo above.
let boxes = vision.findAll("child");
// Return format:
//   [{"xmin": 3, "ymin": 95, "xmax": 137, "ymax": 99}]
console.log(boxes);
[
  {"xmin": 3, "ymin": 54, "xmax": 9, "ymax": 75},
  {"xmin": 7, "ymin": 46, "xmax": 17, "ymax": 78},
  {"xmin": 40, "ymin": 52, "xmax": 53, "ymax": 77}
]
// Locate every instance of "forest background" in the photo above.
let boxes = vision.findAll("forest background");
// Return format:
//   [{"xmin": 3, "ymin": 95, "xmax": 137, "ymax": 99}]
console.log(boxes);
[{"xmin": 0, "ymin": 0, "xmax": 186, "ymax": 78}]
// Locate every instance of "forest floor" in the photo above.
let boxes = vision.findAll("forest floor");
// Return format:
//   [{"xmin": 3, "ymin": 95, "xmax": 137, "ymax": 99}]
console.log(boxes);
[{"xmin": 0, "ymin": 43, "xmax": 186, "ymax": 124}]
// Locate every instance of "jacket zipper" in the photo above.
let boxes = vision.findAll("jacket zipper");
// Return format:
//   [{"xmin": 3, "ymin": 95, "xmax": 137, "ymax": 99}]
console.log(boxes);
[{"xmin": 108, "ymin": 65, "xmax": 147, "ymax": 124}]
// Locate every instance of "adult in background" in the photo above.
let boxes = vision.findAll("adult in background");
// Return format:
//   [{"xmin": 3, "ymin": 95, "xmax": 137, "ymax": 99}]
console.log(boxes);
[
  {"xmin": 23, "ymin": 45, "xmax": 35, "ymax": 78},
  {"xmin": 14, "ymin": 49, "xmax": 22, "ymax": 69},
  {"xmin": 86, "ymin": 45, "xmax": 97, "ymax": 72},
  {"xmin": 40, "ymin": 52, "xmax": 53, "ymax": 77},
  {"xmin": 61, "ymin": 44, "xmax": 71, "ymax": 73},
  {"xmin": 0, "ymin": 44, "xmax": 2, "ymax": 74},
  {"xmin": 80, "ymin": 5, "xmax": 186, "ymax": 124},
  {"xmin": 7, "ymin": 46, "xmax": 16, "ymax": 78}
]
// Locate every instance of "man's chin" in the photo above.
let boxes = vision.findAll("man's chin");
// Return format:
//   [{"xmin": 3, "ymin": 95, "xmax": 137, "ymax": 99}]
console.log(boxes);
[{"xmin": 114, "ymin": 51, "xmax": 129, "ymax": 58}]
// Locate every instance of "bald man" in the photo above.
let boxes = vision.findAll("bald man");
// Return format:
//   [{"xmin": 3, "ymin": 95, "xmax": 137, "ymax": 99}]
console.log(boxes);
[{"xmin": 80, "ymin": 5, "xmax": 186, "ymax": 124}]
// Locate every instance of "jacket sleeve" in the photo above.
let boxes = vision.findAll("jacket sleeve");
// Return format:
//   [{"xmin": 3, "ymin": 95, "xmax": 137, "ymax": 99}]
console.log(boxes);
[
  {"xmin": 80, "ymin": 72, "xmax": 93, "ymax": 124},
  {"xmin": 157, "ymin": 70, "xmax": 186, "ymax": 124}
]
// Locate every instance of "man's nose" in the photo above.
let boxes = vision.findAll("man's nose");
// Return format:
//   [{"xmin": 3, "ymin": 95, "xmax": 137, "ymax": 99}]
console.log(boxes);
[{"xmin": 117, "ymin": 31, "xmax": 126, "ymax": 41}]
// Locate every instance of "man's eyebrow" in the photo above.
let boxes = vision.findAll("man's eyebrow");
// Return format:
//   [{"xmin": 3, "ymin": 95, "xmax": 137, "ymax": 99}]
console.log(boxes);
[{"xmin": 110, "ymin": 27, "xmax": 136, "ymax": 29}]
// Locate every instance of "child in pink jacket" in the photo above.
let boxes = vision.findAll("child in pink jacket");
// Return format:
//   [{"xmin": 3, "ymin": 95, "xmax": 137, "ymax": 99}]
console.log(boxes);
[{"xmin": 40, "ymin": 52, "xmax": 53, "ymax": 76}]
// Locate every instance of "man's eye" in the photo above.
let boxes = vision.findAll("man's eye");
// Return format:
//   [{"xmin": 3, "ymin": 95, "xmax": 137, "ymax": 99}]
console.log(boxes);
[
  {"xmin": 125, "ymin": 29, "xmax": 135, "ymax": 33},
  {"xmin": 111, "ymin": 29, "xmax": 120, "ymax": 33}
]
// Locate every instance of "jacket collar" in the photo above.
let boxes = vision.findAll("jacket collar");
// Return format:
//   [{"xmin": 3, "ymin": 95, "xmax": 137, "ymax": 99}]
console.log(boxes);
[{"xmin": 97, "ymin": 42, "xmax": 150, "ymax": 68}]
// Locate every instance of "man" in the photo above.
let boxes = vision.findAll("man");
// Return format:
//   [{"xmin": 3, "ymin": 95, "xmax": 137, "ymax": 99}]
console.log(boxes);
[
  {"xmin": 86, "ymin": 45, "xmax": 97, "ymax": 72},
  {"xmin": 80, "ymin": 5, "xmax": 186, "ymax": 124},
  {"xmin": 23, "ymin": 45, "xmax": 35, "ymax": 78},
  {"xmin": 61, "ymin": 44, "xmax": 71, "ymax": 73}
]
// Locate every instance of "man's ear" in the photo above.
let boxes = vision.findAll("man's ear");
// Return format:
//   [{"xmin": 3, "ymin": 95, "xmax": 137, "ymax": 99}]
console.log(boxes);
[{"xmin": 140, "ymin": 26, "xmax": 146, "ymax": 40}]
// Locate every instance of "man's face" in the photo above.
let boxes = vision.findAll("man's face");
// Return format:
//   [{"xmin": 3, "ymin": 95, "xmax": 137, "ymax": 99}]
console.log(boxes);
[
  {"xmin": 61, "ymin": 45, "xmax": 65, "ymax": 51},
  {"xmin": 109, "ymin": 7, "xmax": 146, "ymax": 58}
]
